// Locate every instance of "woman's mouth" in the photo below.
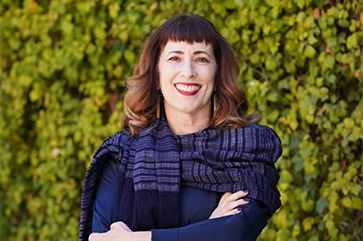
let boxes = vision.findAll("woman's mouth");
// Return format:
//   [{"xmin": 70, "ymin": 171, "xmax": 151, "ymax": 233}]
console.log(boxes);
[{"xmin": 175, "ymin": 83, "xmax": 201, "ymax": 96}]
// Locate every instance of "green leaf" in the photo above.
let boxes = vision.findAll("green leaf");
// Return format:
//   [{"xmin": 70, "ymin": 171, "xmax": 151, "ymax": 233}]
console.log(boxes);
[
  {"xmin": 314, "ymin": 0, "xmax": 325, "ymax": 8},
  {"xmin": 338, "ymin": 19, "xmax": 349, "ymax": 27},
  {"xmin": 342, "ymin": 197, "xmax": 352, "ymax": 208},
  {"xmin": 302, "ymin": 217, "xmax": 314, "ymax": 231},
  {"xmin": 296, "ymin": 0, "xmax": 305, "ymax": 9},
  {"xmin": 343, "ymin": 118, "xmax": 354, "ymax": 129},
  {"xmin": 323, "ymin": 55, "xmax": 335, "ymax": 69},
  {"xmin": 19, "ymin": 74, "xmax": 33, "ymax": 88},
  {"xmin": 304, "ymin": 45, "xmax": 316, "ymax": 58},
  {"xmin": 351, "ymin": 197, "xmax": 363, "ymax": 210},
  {"xmin": 307, "ymin": 35, "xmax": 318, "ymax": 45},
  {"xmin": 316, "ymin": 198, "xmax": 328, "ymax": 214},
  {"xmin": 280, "ymin": 169, "xmax": 293, "ymax": 183},
  {"xmin": 346, "ymin": 33, "xmax": 358, "ymax": 50},
  {"xmin": 303, "ymin": 16, "xmax": 315, "ymax": 29},
  {"xmin": 264, "ymin": 0, "xmax": 280, "ymax": 7},
  {"xmin": 108, "ymin": 2, "xmax": 120, "ymax": 20}
]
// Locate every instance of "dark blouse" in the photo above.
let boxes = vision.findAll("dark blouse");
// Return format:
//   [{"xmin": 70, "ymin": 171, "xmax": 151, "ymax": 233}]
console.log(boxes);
[{"xmin": 92, "ymin": 157, "xmax": 270, "ymax": 241}]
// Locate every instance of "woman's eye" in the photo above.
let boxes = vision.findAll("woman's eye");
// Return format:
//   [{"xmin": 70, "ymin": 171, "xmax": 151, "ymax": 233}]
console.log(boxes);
[
  {"xmin": 196, "ymin": 57, "xmax": 209, "ymax": 63},
  {"xmin": 168, "ymin": 56, "xmax": 180, "ymax": 61}
]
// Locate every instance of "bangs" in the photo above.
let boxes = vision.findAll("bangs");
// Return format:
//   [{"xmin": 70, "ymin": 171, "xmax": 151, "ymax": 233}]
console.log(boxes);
[{"xmin": 156, "ymin": 14, "xmax": 219, "ymax": 47}]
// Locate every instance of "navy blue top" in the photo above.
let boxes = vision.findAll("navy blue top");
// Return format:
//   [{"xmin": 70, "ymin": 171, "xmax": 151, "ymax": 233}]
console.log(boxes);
[{"xmin": 92, "ymin": 157, "xmax": 270, "ymax": 241}]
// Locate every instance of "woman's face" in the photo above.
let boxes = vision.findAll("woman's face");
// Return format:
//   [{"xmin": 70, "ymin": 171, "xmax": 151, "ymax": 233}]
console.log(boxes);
[{"xmin": 158, "ymin": 41, "xmax": 217, "ymax": 119}]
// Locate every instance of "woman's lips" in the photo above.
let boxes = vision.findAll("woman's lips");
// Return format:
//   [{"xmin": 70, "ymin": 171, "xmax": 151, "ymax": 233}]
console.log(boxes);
[{"xmin": 175, "ymin": 83, "xmax": 201, "ymax": 96}]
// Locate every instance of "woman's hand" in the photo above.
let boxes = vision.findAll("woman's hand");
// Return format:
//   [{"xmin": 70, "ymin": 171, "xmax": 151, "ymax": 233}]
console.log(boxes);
[
  {"xmin": 89, "ymin": 222, "xmax": 151, "ymax": 241},
  {"xmin": 209, "ymin": 190, "xmax": 250, "ymax": 219}
]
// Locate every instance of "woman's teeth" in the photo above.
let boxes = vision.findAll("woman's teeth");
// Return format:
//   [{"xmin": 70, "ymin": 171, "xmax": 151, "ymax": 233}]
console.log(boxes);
[{"xmin": 175, "ymin": 84, "xmax": 200, "ymax": 92}]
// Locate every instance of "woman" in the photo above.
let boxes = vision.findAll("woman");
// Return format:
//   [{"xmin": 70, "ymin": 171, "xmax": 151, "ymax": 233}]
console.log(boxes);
[{"xmin": 79, "ymin": 14, "xmax": 282, "ymax": 241}]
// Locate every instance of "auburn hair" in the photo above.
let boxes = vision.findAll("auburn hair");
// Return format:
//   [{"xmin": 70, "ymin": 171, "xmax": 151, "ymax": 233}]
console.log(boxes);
[{"xmin": 122, "ymin": 14, "xmax": 261, "ymax": 135}]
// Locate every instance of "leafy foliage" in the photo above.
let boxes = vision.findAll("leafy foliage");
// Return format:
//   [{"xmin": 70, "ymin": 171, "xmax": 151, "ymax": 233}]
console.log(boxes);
[{"xmin": 1, "ymin": 0, "xmax": 362, "ymax": 240}]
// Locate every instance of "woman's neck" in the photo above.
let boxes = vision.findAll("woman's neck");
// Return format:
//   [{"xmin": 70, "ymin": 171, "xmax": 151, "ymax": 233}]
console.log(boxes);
[{"xmin": 164, "ymin": 111, "xmax": 211, "ymax": 135}]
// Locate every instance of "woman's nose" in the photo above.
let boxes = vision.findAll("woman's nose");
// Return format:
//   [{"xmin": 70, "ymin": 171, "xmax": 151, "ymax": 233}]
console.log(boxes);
[{"xmin": 180, "ymin": 60, "xmax": 196, "ymax": 78}]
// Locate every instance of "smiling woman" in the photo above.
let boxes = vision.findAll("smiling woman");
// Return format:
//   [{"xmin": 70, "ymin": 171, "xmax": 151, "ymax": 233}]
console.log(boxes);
[
  {"xmin": 158, "ymin": 41, "xmax": 217, "ymax": 135},
  {"xmin": 122, "ymin": 14, "xmax": 262, "ymax": 136},
  {"xmin": 79, "ymin": 14, "xmax": 282, "ymax": 241}
]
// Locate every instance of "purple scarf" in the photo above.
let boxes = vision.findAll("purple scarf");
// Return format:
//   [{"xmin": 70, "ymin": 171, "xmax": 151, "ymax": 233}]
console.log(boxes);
[{"xmin": 79, "ymin": 119, "xmax": 282, "ymax": 240}]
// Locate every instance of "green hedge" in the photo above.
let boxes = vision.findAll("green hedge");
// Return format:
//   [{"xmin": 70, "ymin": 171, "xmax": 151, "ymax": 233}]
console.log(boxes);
[{"xmin": 1, "ymin": 0, "xmax": 362, "ymax": 240}]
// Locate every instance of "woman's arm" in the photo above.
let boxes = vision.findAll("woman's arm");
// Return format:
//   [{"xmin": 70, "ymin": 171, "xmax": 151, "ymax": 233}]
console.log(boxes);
[
  {"xmin": 90, "ymin": 199, "xmax": 268, "ymax": 241},
  {"xmin": 92, "ymin": 159, "xmax": 269, "ymax": 241},
  {"xmin": 152, "ymin": 199, "xmax": 269, "ymax": 241},
  {"xmin": 91, "ymin": 158, "xmax": 151, "ymax": 241},
  {"xmin": 92, "ymin": 156, "xmax": 120, "ymax": 232}
]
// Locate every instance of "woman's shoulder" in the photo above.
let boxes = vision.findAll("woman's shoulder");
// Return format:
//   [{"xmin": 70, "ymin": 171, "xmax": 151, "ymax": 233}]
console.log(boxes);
[
  {"xmin": 245, "ymin": 123, "xmax": 280, "ymax": 139},
  {"xmin": 213, "ymin": 123, "xmax": 281, "ymax": 143},
  {"xmin": 226, "ymin": 124, "xmax": 282, "ymax": 159},
  {"xmin": 93, "ymin": 130, "xmax": 135, "ymax": 159},
  {"xmin": 102, "ymin": 130, "xmax": 133, "ymax": 146}
]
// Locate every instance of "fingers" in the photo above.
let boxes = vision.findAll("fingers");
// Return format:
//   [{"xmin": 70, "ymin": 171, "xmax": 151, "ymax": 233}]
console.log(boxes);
[
  {"xmin": 89, "ymin": 231, "xmax": 121, "ymax": 241},
  {"xmin": 226, "ymin": 197, "xmax": 249, "ymax": 211},
  {"xmin": 218, "ymin": 191, "xmax": 249, "ymax": 208},
  {"xmin": 225, "ymin": 208, "xmax": 243, "ymax": 216},
  {"xmin": 89, "ymin": 222, "xmax": 130, "ymax": 241},
  {"xmin": 219, "ymin": 192, "xmax": 232, "ymax": 203},
  {"xmin": 219, "ymin": 190, "xmax": 249, "ymax": 206},
  {"xmin": 210, "ymin": 190, "xmax": 251, "ymax": 219},
  {"xmin": 110, "ymin": 221, "xmax": 128, "ymax": 230},
  {"xmin": 229, "ymin": 190, "xmax": 249, "ymax": 200},
  {"xmin": 89, "ymin": 233, "xmax": 102, "ymax": 241},
  {"xmin": 220, "ymin": 190, "xmax": 250, "ymax": 210}
]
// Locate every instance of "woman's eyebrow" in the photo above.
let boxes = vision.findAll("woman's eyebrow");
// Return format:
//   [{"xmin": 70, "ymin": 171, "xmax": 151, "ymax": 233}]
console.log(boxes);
[
  {"xmin": 167, "ymin": 50, "xmax": 184, "ymax": 55},
  {"xmin": 167, "ymin": 50, "xmax": 212, "ymax": 57},
  {"xmin": 193, "ymin": 51, "xmax": 212, "ymax": 57}
]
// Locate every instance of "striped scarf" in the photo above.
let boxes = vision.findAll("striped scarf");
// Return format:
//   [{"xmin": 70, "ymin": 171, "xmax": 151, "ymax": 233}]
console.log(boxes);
[{"xmin": 79, "ymin": 118, "xmax": 282, "ymax": 241}]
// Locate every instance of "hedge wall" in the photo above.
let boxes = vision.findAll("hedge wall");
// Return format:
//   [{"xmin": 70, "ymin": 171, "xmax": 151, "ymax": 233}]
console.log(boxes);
[{"xmin": 1, "ymin": 0, "xmax": 362, "ymax": 240}]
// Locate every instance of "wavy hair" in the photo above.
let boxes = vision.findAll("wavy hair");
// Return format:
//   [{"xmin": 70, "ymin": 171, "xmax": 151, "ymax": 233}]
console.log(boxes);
[{"xmin": 122, "ymin": 14, "xmax": 261, "ymax": 135}]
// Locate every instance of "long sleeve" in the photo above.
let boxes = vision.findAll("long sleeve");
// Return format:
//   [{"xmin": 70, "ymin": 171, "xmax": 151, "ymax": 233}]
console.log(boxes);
[
  {"xmin": 152, "ymin": 199, "xmax": 269, "ymax": 241},
  {"xmin": 92, "ymin": 156, "xmax": 120, "ymax": 232}
]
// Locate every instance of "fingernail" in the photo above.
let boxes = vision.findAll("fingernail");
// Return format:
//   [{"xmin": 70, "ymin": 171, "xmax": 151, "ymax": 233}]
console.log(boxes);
[
  {"xmin": 243, "ymin": 198, "xmax": 250, "ymax": 202},
  {"xmin": 237, "ymin": 206, "xmax": 244, "ymax": 211},
  {"xmin": 242, "ymin": 189, "xmax": 249, "ymax": 193}
]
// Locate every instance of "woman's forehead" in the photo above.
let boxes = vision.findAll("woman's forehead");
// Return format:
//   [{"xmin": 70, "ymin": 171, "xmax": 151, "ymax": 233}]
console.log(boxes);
[{"xmin": 160, "ymin": 40, "xmax": 213, "ymax": 54}]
